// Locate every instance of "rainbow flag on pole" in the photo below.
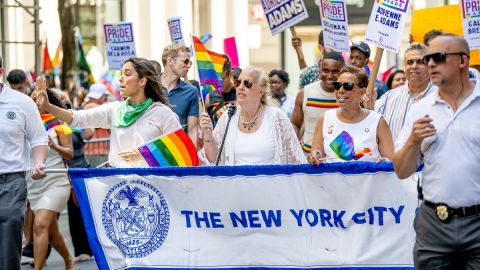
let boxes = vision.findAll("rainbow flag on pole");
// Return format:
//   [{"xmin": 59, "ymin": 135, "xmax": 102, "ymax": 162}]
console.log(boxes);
[
  {"xmin": 41, "ymin": 114, "xmax": 73, "ymax": 135},
  {"xmin": 138, "ymin": 129, "xmax": 199, "ymax": 167},
  {"xmin": 192, "ymin": 36, "xmax": 226, "ymax": 96},
  {"xmin": 329, "ymin": 131, "xmax": 372, "ymax": 161}
]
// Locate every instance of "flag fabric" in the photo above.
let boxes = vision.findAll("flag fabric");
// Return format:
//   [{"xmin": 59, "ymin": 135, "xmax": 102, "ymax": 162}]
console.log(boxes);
[
  {"xmin": 138, "ymin": 129, "xmax": 199, "ymax": 167},
  {"xmin": 43, "ymin": 40, "xmax": 53, "ymax": 73},
  {"xmin": 76, "ymin": 31, "xmax": 95, "ymax": 87},
  {"xmin": 192, "ymin": 36, "xmax": 226, "ymax": 96},
  {"xmin": 329, "ymin": 131, "xmax": 372, "ymax": 161},
  {"xmin": 41, "ymin": 114, "xmax": 72, "ymax": 135},
  {"xmin": 380, "ymin": 66, "xmax": 395, "ymax": 83},
  {"xmin": 199, "ymin": 33, "xmax": 213, "ymax": 44},
  {"xmin": 52, "ymin": 39, "xmax": 63, "ymax": 68}
]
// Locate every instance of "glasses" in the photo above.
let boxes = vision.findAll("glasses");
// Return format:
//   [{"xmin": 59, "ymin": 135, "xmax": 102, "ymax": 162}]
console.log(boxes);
[
  {"xmin": 332, "ymin": 81, "xmax": 358, "ymax": 91},
  {"xmin": 234, "ymin": 79, "xmax": 254, "ymax": 89},
  {"xmin": 422, "ymin": 52, "xmax": 467, "ymax": 64},
  {"xmin": 174, "ymin": 58, "xmax": 191, "ymax": 65}
]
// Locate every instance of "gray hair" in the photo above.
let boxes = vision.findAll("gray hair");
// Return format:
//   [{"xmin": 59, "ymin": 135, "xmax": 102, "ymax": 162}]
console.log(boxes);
[
  {"xmin": 242, "ymin": 65, "xmax": 270, "ymax": 105},
  {"xmin": 405, "ymin": 43, "xmax": 428, "ymax": 55}
]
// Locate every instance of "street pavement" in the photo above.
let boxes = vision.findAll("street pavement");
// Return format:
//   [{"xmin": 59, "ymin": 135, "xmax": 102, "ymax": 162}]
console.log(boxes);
[{"xmin": 21, "ymin": 212, "xmax": 98, "ymax": 270}]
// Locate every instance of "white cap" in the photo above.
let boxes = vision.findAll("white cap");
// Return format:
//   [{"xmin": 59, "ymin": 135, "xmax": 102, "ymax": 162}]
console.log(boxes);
[{"xmin": 87, "ymin": 83, "xmax": 109, "ymax": 99}]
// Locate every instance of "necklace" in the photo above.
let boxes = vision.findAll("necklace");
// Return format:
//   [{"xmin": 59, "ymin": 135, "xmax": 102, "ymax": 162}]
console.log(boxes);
[{"xmin": 240, "ymin": 104, "xmax": 262, "ymax": 131}]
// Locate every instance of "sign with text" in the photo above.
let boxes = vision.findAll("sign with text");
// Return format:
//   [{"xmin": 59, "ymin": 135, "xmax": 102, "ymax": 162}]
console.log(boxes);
[
  {"xmin": 365, "ymin": 0, "xmax": 411, "ymax": 52},
  {"xmin": 104, "ymin": 22, "xmax": 137, "ymax": 70},
  {"xmin": 167, "ymin": 17, "xmax": 185, "ymax": 45},
  {"xmin": 70, "ymin": 163, "xmax": 416, "ymax": 270},
  {"xmin": 319, "ymin": 0, "xmax": 350, "ymax": 52},
  {"xmin": 262, "ymin": 0, "xmax": 309, "ymax": 35},
  {"xmin": 461, "ymin": 0, "xmax": 480, "ymax": 49}
]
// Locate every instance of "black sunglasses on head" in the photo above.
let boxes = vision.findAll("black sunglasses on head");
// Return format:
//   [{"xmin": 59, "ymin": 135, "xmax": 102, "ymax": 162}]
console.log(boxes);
[
  {"xmin": 332, "ymin": 81, "xmax": 357, "ymax": 91},
  {"xmin": 174, "ymin": 58, "xmax": 191, "ymax": 65},
  {"xmin": 234, "ymin": 79, "xmax": 254, "ymax": 89},
  {"xmin": 423, "ymin": 52, "xmax": 468, "ymax": 64}
]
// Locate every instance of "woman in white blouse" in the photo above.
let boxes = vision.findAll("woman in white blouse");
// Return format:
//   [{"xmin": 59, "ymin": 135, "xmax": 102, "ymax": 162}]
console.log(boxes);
[
  {"xmin": 200, "ymin": 66, "xmax": 306, "ymax": 165},
  {"xmin": 35, "ymin": 58, "xmax": 181, "ymax": 167},
  {"xmin": 308, "ymin": 65, "xmax": 394, "ymax": 164}
]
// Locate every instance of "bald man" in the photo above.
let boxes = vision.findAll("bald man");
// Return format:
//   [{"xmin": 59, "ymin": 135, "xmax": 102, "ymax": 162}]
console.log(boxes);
[{"xmin": 393, "ymin": 34, "xmax": 480, "ymax": 269}]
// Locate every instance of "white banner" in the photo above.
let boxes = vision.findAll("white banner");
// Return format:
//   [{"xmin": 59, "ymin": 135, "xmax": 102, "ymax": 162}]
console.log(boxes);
[
  {"xmin": 70, "ymin": 163, "xmax": 416, "ymax": 270},
  {"xmin": 167, "ymin": 17, "xmax": 185, "ymax": 45},
  {"xmin": 104, "ymin": 22, "xmax": 137, "ymax": 70},
  {"xmin": 319, "ymin": 0, "xmax": 350, "ymax": 53},
  {"xmin": 461, "ymin": 0, "xmax": 480, "ymax": 49},
  {"xmin": 262, "ymin": 0, "xmax": 309, "ymax": 35},
  {"xmin": 365, "ymin": 0, "xmax": 411, "ymax": 52}
]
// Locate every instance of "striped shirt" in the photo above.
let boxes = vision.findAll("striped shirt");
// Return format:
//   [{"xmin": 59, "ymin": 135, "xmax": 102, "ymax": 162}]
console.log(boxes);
[{"xmin": 375, "ymin": 81, "xmax": 436, "ymax": 142}]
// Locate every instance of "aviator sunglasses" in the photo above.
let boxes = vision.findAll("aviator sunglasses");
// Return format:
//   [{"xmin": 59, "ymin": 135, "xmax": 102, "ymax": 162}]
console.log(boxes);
[
  {"xmin": 234, "ymin": 79, "xmax": 254, "ymax": 89},
  {"xmin": 422, "ymin": 52, "xmax": 468, "ymax": 64},
  {"xmin": 332, "ymin": 81, "xmax": 357, "ymax": 91},
  {"xmin": 174, "ymin": 57, "xmax": 191, "ymax": 65}
]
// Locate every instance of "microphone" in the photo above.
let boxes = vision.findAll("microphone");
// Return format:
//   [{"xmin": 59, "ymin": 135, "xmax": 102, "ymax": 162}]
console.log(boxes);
[{"xmin": 215, "ymin": 105, "xmax": 236, "ymax": 165}]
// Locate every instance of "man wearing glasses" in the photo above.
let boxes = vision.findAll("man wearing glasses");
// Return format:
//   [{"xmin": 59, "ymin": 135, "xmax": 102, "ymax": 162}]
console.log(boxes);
[
  {"xmin": 394, "ymin": 34, "xmax": 480, "ymax": 269},
  {"xmin": 161, "ymin": 44, "xmax": 199, "ymax": 148},
  {"xmin": 374, "ymin": 43, "xmax": 436, "ymax": 142}
]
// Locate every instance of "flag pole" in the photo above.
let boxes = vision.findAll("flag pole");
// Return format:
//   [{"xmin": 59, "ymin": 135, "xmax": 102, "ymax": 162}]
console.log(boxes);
[{"xmin": 190, "ymin": 34, "xmax": 207, "ymax": 113}]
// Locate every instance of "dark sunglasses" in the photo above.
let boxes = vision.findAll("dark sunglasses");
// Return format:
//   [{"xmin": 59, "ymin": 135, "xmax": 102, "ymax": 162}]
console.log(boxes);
[
  {"xmin": 332, "ymin": 81, "xmax": 357, "ymax": 91},
  {"xmin": 422, "ymin": 52, "xmax": 468, "ymax": 64},
  {"xmin": 174, "ymin": 58, "xmax": 191, "ymax": 65},
  {"xmin": 234, "ymin": 79, "xmax": 254, "ymax": 89}
]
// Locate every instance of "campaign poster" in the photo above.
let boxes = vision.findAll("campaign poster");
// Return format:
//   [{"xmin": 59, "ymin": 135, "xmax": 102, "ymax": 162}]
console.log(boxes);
[
  {"xmin": 319, "ymin": 0, "xmax": 350, "ymax": 53},
  {"xmin": 261, "ymin": 0, "xmax": 309, "ymax": 35},
  {"xmin": 104, "ymin": 22, "xmax": 137, "ymax": 70}
]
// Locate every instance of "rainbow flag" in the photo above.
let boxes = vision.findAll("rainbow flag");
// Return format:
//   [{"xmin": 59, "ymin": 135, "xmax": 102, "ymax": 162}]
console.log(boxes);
[
  {"xmin": 329, "ymin": 131, "xmax": 372, "ymax": 161},
  {"xmin": 192, "ymin": 36, "xmax": 226, "ymax": 96},
  {"xmin": 138, "ymin": 129, "xmax": 199, "ymax": 167},
  {"xmin": 41, "ymin": 114, "xmax": 72, "ymax": 135},
  {"xmin": 305, "ymin": 98, "xmax": 338, "ymax": 109}
]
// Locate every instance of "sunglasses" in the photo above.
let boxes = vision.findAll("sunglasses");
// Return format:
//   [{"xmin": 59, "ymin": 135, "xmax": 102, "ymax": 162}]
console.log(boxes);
[
  {"xmin": 234, "ymin": 79, "xmax": 254, "ymax": 89},
  {"xmin": 332, "ymin": 81, "xmax": 357, "ymax": 91},
  {"xmin": 422, "ymin": 52, "xmax": 467, "ymax": 64},
  {"xmin": 174, "ymin": 58, "xmax": 191, "ymax": 65}
]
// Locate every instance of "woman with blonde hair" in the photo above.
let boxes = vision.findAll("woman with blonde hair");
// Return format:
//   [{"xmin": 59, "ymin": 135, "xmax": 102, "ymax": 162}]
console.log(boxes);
[{"xmin": 200, "ymin": 66, "xmax": 306, "ymax": 165}]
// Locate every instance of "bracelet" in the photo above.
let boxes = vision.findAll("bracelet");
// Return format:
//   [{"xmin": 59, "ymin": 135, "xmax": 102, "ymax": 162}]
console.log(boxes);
[{"xmin": 204, "ymin": 135, "xmax": 214, "ymax": 143}]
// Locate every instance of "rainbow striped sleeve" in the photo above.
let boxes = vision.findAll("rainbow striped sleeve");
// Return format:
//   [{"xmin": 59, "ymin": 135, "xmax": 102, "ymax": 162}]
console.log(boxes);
[
  {"xmin": 138, "ymin": 129, "xmax": 199, "ymax": 167},
  {"xmin": 306, "ymin": 98, "xmax": 338, "ymax": 109}
]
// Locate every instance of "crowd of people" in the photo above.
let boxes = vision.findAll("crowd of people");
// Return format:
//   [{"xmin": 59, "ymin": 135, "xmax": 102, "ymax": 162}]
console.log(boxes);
[{"xmin": 0, "ymin": 29, "xmax": 479, "ymax": 269}]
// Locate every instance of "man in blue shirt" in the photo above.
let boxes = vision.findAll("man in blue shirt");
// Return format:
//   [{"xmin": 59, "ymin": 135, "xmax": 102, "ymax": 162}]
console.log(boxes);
[{"xmin": 160, "ymin": 44, "xmax": 199, "ymax": 148}]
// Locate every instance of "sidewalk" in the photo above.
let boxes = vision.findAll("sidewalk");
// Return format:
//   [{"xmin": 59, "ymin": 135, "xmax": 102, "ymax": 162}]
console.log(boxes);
[{"xmin": 21, "ymin": 212, "xmax": 98, "ymax": 270}]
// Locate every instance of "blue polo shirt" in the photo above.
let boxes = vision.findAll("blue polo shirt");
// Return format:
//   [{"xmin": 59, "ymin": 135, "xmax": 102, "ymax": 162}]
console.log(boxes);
[{"xmin": 164, "ymin": 80, "xmax": 199, "ymax": 132}]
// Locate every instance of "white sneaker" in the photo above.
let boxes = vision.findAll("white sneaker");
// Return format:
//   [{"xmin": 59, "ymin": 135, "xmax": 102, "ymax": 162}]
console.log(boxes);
[{"xmin": 20, "ymin": 255, "xmax": 33, "ymax": 265}]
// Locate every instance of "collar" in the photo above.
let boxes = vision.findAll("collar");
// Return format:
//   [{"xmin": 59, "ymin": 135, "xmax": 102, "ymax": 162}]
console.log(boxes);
[
  {"xmin": 0, "ymin": 83, "xmax": 9, "ymax": 103},
  {"xmin": 406, "ymin": 80, "xmax": 434, "ymax": 99},
  {"xmin": 429, "ymin": 79, "xmax": 480, "ymax": 106}
]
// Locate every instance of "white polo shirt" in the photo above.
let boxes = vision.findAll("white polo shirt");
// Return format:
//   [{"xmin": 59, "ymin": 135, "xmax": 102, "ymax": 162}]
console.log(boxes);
[
  {"xmin": 396, "ymin": 81, "xmax": 480, "ymax": 208},
  {"xmin": 0, "ymin": 85, "xmax": 48, "ymax": 173}
]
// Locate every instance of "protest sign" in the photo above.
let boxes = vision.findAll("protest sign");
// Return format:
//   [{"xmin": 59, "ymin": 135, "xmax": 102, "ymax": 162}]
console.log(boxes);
[
  {"xmin": 167, "ymin": 17, "xmax": 185, "ymax": 45},
  {"xmin": 319, "ymin": 0, "xmax": 350, "ymax": 53},
  {"xmin": 224, "ymin": 37, "xmax": 239, "ymax": 67},
  {"xmin": 365, "ymin": 0, "xmax": 411, "ymax": 52},
  {"xmin": 460, "ymin": 0, "xmax": 480, "ymax": 49},
  {"xmin": 262, "ymin": 0, "xmax": 309, "ymax": 35},
  {"xmin": 104, "ymin": 22, "xmax": 136, "ymax": 70},
  {"xmin": 70, "ymin": 163, "xmax": 416, "ymax": 270}
]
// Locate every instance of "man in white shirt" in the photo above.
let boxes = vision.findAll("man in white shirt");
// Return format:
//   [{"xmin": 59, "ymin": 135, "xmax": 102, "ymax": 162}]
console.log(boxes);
[
  {"xmin": 393, "ymin": 34, "xmax": 480, "ymax": 269},
  {"xmin": 0, "ymin": 57, "xmax": 48, "ymax": 269}
]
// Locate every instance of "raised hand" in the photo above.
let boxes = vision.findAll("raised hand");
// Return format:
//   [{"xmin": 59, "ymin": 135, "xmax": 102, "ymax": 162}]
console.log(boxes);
[{"xmin": 34, "ymin": 76, "xmax": 50, "ymax": 109}]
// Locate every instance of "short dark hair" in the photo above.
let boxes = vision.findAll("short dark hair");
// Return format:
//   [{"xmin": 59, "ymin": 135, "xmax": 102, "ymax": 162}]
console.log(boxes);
[
  {"xmin": 6, "ymin": 69, "xmax": 27, "ymax": 85},
  {"xmin": 268, "ymin": 69, "xmax": 290, "ymax": 85},
  {"xmin": 318, "ymin": 30, "xmax": 324, "ymax": 46},
  {"xmin": 423, "ymin": 29, "xmax": 443, "ymax": 46},
  {"xmin": 323, "ymin": 51, "xmax": 345, "ymax": 65},
  {"xmin": 339, "ymin": 65, "xmax": 369, "ymax": 88},
  {"xmin": 222, "ymin": 54, "xmax": 232, "ymax": 73},
  {"xmin": 386, "ymin": 70, "xmax": 405, "ymax": 90}
]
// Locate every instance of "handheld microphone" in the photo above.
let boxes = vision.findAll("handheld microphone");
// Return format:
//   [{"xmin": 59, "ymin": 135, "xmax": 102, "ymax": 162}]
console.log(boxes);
[{"xmin": 215, "ymin": 104, "xmax": 237, "ymax": 165}]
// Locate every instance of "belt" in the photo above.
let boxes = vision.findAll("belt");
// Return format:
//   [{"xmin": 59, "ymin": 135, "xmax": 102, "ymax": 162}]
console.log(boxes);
[
  {"xmin": 424, "ymin": 200, "xmax": 480, "ymax": 221},
  {"xmin": 0, "ymin": 171, "xmax": 25, "ymax": 180}
]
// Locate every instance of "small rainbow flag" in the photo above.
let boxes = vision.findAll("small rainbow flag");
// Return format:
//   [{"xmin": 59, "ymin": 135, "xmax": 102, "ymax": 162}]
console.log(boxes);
[
  {"xmin": 329, "ymin": 131, "xmax": 371, "ymax": 161},
  {"xmin": 192, "ymin": 36, "xmax": 226, "ymax": 96},
  {"xmin": 138, "ymin": 129, "xmax": 199, "ymax": 167},
  {"xmin": 306, "ymin": 98, "xmax": 338, "ymax": 109},
  {"xmin": 302, "ymin": 143, "xmax": 312, "ymax": 153},
  {"xmin": 41, "ymin": 114, "xmax": 72, "ymax": 135}
]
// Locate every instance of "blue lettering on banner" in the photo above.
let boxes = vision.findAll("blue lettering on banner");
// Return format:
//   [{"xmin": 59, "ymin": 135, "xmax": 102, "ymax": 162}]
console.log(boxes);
[
  {"xmin": 374, "ymin": 6, "xmax": 401, "ymax": 29},
  {"xmin": 181, "ymin": 206, "xmax": 404, "ymax": 229},
  {"xmin": 468, "ymin": 19, "xmax": 480, "ymax": 35},
  {"xmin": 464, "ymin": 0, "xmax": 480, "ymax": 18},
  {"xmin": 265, "ymin": 0, "xmax": 305, "ymax": 30}
]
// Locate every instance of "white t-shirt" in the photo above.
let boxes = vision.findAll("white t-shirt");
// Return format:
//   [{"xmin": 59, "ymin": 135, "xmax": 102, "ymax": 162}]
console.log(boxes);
[
  {"xmin": 234, "ymin": 117, "xmax": 275, "ymax": 165},
  {"xmin": 0, "ymin": 85, "xmax": 48, "ymax": 173}
]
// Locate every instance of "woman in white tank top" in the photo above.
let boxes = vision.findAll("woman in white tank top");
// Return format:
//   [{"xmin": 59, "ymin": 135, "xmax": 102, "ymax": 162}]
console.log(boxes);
[{"xmin": 308, "ymin": 66, "xmax": 394, "ymax": 163}]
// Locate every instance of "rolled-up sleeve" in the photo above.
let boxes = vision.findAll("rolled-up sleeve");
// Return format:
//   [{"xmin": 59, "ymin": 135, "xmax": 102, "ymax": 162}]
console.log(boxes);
[{"xmin": 70, "ymin": 102, "xmax": 117, "ymax": 129}]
